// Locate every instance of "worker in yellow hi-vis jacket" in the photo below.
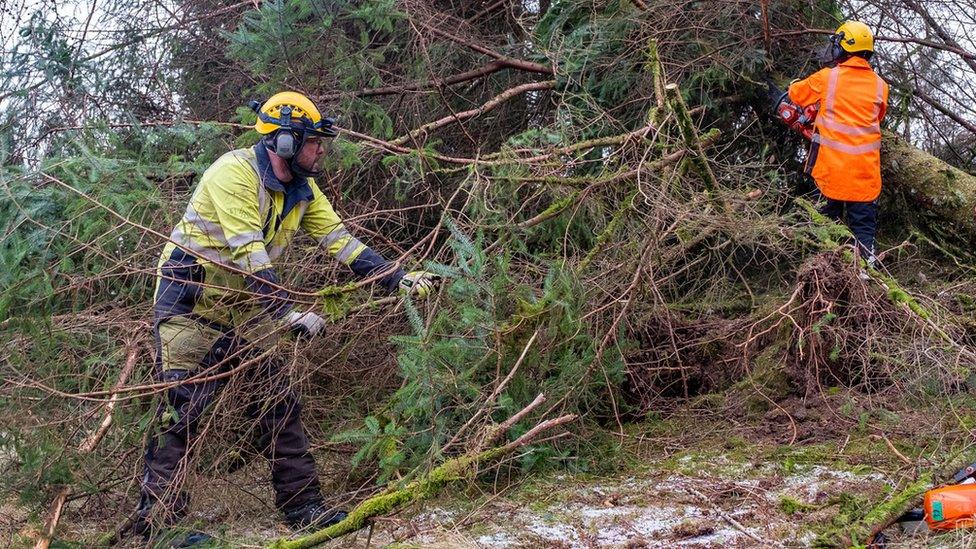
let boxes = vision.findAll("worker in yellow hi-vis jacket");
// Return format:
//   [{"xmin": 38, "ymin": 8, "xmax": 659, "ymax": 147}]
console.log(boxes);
[{"xmin": 132, "ymin": 91, "xmax": 439, "ymax": 545}]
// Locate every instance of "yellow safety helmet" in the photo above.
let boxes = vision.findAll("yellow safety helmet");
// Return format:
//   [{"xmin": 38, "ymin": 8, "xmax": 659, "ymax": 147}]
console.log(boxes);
[
  {"xmin": 252, "ymin": 91, "xmax": 332, "ymax": 134},
  {"xmin": 248, "ymin": 91, "xmax": 337, "ymax": 162},
  {"xmin": 834, "ymin": 20, "xmax": 874, "ymax": 53}
]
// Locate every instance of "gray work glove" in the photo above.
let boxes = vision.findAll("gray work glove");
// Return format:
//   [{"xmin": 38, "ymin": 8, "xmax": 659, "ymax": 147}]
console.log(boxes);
[{"xmin": 284, "ymin": 310, "xmax": 326, "ymax": 337}]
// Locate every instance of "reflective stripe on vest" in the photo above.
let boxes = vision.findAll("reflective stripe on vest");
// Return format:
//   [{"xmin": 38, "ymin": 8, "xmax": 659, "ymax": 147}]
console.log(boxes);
[
  {"xmin": 812, "ymin": 133, "xmax": 882, "ymax": 155},
  {"xmin": 318, "ymin": 227, "xmax": 351, "ymax": 248},
  {"xmin": 818, "ymin": 67, "xmax": 884, "ymax": 139},
  {"xmin": 169, "ymin": 149, "xmax": 273, "ymax": 272},
  {"xmin": 182, "ymin": 204, "xmax": 263, "ymax": 248},
  {"xmin": 268, "ymin": 244, "xmax": 287, "ymax": 260},
  {"xmin": 169, "ymin": 226, "xmax": 271, "ymax": 272},
  {"xmin": 335, "ymin": 237, "xmax": 365, "ymax": 264},
  {"xmin": 169, "ymin": 227, "xmax": 233, "ymax": 266}
]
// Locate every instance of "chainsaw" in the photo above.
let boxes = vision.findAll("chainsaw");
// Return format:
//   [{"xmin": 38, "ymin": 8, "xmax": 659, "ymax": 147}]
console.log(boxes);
[
  {"xmin": 870, "ymin": 460, "xmax": 976, "ymax": 547},
  {"xmin": 766, "ymin": 81, "xmax": 818, "ymax": 140}
]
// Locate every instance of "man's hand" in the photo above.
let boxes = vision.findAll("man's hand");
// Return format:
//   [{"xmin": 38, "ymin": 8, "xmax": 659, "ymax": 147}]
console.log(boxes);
[
  {"xmin": 284, "ymin": 310, "xmax": 326, "ymax": 337},
  {"xmin": 398, "ymin": 271, "xmax": 441, "ymax": 299}
]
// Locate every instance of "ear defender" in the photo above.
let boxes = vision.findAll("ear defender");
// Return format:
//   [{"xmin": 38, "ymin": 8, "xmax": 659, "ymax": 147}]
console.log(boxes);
[
  {"xmin": 275, "ymin": 132, "xmax": 297, "ymax": 159},
  {"xmin": 273, "ymin": 106, "xmax": 297, "ymax": 159},
  {"xmin": 820, "ymin": 33, "xmax": 847, "ymax": 68},
  {"xmin": 832, "ymin": 33, "xmax": 846, "ymax": 62}
]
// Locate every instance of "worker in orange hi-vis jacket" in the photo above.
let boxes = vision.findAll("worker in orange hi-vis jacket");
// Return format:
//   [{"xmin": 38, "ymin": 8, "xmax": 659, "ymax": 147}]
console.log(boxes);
[{"xmin": 789, "ymin": 20, "xmax": 890, "ymax": 267}]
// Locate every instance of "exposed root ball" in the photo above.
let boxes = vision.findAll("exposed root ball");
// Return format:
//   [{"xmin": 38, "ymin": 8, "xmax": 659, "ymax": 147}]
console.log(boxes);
[
  {"xmin": 787, "ymin": 251, "xmax": 900, "ymax": 395},
  {"xmin": 623, "ymin": 312, "xmax": 737, "ymax": 412}
]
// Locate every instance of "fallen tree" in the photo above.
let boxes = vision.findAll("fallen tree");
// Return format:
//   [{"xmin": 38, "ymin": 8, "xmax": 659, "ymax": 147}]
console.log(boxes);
[
  {"xmin": 882, "ymin": 131, "xmax": 976, "ymax": 248},
  {"xmin": 267, "ymin": 394, "xmax": 575, "ymax": 549},
  {"xmin": 825, "ymin": 449, "xmax": 976, "ymax": 547}
]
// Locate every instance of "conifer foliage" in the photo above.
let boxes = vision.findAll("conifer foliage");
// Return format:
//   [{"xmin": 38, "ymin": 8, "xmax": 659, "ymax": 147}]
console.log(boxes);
[{"xmin": 1, "ymin": 0, "xmax": 975, "ymax": 546}]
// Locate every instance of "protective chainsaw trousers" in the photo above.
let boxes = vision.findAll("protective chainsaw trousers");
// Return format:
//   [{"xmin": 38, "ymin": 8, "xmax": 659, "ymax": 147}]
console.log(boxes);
[{"xmin": 138, "ymin": 321, "xmax": 322, "ymax": 529}]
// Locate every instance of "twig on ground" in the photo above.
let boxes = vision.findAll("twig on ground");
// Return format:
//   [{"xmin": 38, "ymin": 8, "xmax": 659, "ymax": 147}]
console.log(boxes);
[{"xmin": 36, "ymin": 340, "xmax": 141, "ymax": 549}]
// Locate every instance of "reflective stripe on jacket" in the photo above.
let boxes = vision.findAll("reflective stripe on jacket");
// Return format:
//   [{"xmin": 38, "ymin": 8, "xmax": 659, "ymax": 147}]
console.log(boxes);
[
  {"xmin": 789, "ymin": 57, "xmax": 889, "ymax": 202},
  {"xmin": 154, "ymin": 145, "xmax": 403, "ymax": 328}
]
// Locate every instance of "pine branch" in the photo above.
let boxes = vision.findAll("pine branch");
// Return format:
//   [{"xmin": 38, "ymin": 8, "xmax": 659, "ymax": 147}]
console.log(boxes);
[
  {"xmin": 391, "ymin": 80, "xmax": 556, "ymax": 146},
  {"xmin": 515, "ymin": 129, "xmax": 722, "ymax": 229},
  {"xmin": 267, "ymin": 404, "xmax": 576, "ymax": 549},
  {"xmin": 416, "ymin": 22, "xmax": 553, "ymax": 75},
  {"xmin": 312, "ymin": 60, "xmax": 516, "ymax": 102}
]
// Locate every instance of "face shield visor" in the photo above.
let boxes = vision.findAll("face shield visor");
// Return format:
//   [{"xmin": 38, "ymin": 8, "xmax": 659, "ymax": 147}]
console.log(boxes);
[{"xmin": 819, "ymin": 32, "xmax": 846, "ymax": 68}]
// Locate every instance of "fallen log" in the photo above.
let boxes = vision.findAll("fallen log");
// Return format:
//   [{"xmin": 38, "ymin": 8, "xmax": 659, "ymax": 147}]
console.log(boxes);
[
  {"xmin": 267, "ymin": 394, "xmax": 575, "ymax": 549},
  {"xmin": 826, "ymin": 448, "xmax": 976, "ymax": 547},
  {"xmin": 881, "ymin": 131, "xmax": 976, "ymax": 247}
]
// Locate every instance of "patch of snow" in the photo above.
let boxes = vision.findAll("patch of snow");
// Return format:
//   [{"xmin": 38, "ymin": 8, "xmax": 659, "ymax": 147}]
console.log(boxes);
[
  {"xmin": 524, "ymin": 516, "xmax": 581, "ymax": 544},
  {"xmin": 408, "ymin": 455, "xmax": 892, "ymax": 548},
  {"xmin": 579, "ymin": 506, "xmax": 634, "ymax": 519},
  {"xmin": 476, "ymin": 532, "xmax": 516, "ymax": 547},
  {"xmin": 795, "ymin": 530, "xmax": 819, "ymax": 545},
  {"xmin": 415, "ymin": 507, "xmax": 459, "ymax": 523},
  {"xmin": 777, "ymin": 464, "xmax": 890, "ymax": 501}
]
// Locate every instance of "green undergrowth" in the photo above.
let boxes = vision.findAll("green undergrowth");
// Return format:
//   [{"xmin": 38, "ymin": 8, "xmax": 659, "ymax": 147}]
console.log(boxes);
[{"xmin": 333, "ymin": 221, "xmax": 629, "ymax": 486}]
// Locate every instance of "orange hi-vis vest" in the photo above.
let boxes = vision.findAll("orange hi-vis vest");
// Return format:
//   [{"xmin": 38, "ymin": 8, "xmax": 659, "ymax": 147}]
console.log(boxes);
[{"xmin": 789, "ymin": 57, "xmax": 889, "ymax": 202}]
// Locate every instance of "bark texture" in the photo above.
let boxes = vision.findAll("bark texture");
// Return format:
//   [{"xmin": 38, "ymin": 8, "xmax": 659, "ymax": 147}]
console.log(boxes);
[{"xmin": 882, "ymin": 131, "xmax": 976, "ymax": 245}]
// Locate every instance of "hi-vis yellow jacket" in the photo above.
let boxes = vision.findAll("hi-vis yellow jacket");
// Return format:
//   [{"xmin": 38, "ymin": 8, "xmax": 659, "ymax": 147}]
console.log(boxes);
[{"xmin": 154, "ymin": 145, "xmax": 403, "ymax": 329}]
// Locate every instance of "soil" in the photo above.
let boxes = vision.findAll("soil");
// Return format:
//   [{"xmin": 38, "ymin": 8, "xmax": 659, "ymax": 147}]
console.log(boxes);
[{"xmin": 2, "ymin": 404, "xmax": 957, "ymax": 549}]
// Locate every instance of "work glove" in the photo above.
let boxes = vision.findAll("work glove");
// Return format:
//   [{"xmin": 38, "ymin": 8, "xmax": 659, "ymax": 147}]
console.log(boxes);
[
  {"xmin": 398, "ymin": 271, "xmax": 441, "ymax": 299},
  {"xmin": 284, "ymin": 310, "xmax": 326, "ymax": 337}
]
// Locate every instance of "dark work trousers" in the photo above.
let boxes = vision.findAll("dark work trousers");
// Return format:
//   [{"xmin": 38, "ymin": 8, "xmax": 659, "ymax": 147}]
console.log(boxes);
[
  {"xmin": 138, "ymin": 323, "xmax": 322, "ymax": 529},
  {"xmin": 819, "ymin": 198, "xmax": 878, "ymax": 259}
]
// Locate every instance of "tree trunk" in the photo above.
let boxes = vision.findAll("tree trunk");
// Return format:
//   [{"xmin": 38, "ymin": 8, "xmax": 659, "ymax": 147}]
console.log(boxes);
[
  {"xmin": 882, "ymin": 131, "xmax": 976, "ymax": 246},
  {"xmin": 833, "ymin": 450, "xmax": 976, "ymax": 546}
]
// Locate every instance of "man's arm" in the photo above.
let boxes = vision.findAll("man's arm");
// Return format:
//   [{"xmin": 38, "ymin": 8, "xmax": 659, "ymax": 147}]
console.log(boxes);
[
  {"xmin": 302, "ymin": 182, "xmax": 405, "ymax": 292},
  {"xmin": 788, "ymin": 68, "xmax": 830, "ymax": 108}
]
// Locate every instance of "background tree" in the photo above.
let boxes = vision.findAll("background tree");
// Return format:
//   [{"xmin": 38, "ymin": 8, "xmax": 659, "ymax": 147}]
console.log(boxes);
[{"xmin": 2, "ymin": 0, "xmax": 975, "ymax": 546}]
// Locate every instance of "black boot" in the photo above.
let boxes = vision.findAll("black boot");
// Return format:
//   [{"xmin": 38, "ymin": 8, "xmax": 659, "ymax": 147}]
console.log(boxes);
[
  {"xmin": 131, "ymin": 492, "xmax": 212, "ymax": 547},
  {"xmin": 160, "ymin": 530, "xmax": 215, "ymax": 548},
  {"xmin": 283, "ymin": 501, "xmax": 348, "ymax": 531},
  {"xmin": 132, "ymin": 492, "xmax": 189, "ymax": 539}
]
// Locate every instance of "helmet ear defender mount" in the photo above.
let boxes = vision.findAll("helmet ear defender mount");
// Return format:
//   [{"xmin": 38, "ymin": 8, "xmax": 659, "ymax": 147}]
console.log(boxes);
[
  {"xmin": 831, "ymin": 31, "xmax": 846, "ymax": 61},
  {"xmin": 820, "ymin": 31, "xmax": 847, "ymax": 68}
]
